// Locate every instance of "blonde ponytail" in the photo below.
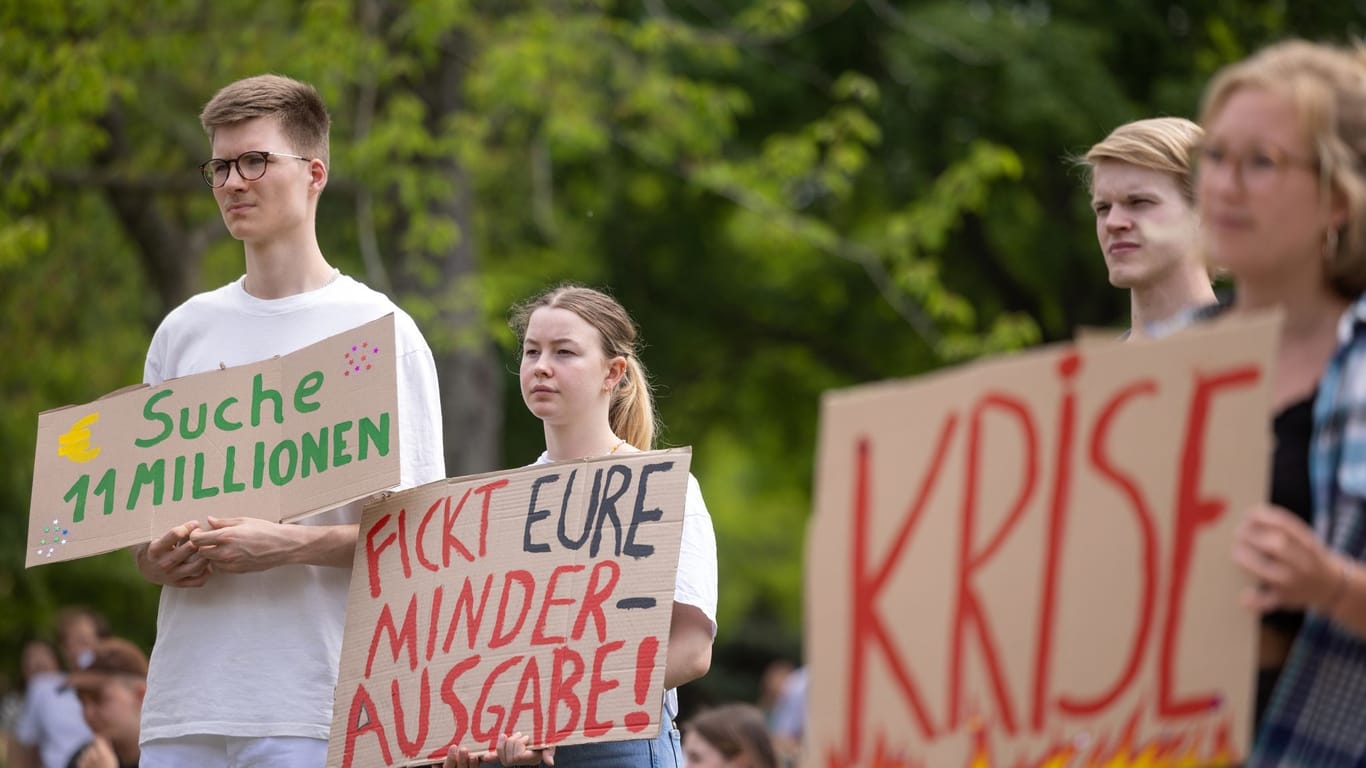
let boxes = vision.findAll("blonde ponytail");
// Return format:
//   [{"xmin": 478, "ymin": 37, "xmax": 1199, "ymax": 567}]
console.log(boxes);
[{"xmin": 610, "ymin": 355, "xmax": 657, "ymax": 450}]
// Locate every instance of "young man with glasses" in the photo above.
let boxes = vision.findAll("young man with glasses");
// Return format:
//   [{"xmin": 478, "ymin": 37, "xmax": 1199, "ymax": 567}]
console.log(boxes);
[{"xmin": 132, "ymin": 74, "xmax": 446, "ymax": 768}]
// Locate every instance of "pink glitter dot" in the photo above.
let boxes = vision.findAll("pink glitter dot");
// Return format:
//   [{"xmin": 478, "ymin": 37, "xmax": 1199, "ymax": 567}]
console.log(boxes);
[
  {"xmin": 373, "ymin": 347, "xmax": 380, "ymax": 353},
  {"xmin": 354, "ymin": 365, "xmax": 360, "ymax": 371},
  {"xmin": 352, "ymin": 345, "xmax": 358, "ymax": 351}
]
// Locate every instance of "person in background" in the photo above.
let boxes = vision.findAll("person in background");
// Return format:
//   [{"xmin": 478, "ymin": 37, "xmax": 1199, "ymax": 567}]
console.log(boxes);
[
  {"xmin": 765, "ymin": 666, "xmax": 805, "ymax": 768},
  {"xmin": 444, "ymin": 285, "xmax": 718, "ymax": 767},
  {"xmin": 55, "ymin": 607, "xmax": 108, "ymax": 673},
  {"xmin": 754, "ymin": 659, "xmax": 793, "ymax": 724},
  {"xmin": 1197, "ymin": 39, "xmax": 1366, "ymax": 765},
  {"xmin": 66, "ymin": 638, "xmax": 150, "ymax": 768},
  {"xmin": 13, "ymin": 611, "xmax": 101, "ymax": 768},
  {"xmin": 3, "ymin": 641, "xmax": 63, "ymax": 768},
  {"xmin": 1078, "ymin": 117, "xmax": 1217, "ymax": 339},
  {"xmin": 681, "ymin": 704, "xmax": 778, "ymax": 768}
]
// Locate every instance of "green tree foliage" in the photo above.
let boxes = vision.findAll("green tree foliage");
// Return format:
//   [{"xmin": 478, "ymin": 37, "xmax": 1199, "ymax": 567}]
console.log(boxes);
[{"xmin": 1, "ymin": 0, "xmax": 1360, "ymax": 711}]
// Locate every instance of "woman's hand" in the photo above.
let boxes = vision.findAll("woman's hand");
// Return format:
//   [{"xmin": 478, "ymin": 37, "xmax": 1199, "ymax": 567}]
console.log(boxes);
[
  {"xmin": 441, "ymin": 735, "xmax": 553, "ymax": 767},
  {"xmin": 1232, "ymin": 503, "xmax": 1344, "ymax": 613},
  {"xmin": 441, "ymin": 745, "xmax": 494, "ymax": 768},
  {"xmin": 496, "ymin": 732, "xmax": 554, "ymax": 766}
]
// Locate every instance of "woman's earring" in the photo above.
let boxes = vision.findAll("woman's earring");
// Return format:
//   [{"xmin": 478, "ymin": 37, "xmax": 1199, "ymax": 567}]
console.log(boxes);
[{"xmin": 1324, "ymin": 226, "xmax": 1341, "ymax": 267}]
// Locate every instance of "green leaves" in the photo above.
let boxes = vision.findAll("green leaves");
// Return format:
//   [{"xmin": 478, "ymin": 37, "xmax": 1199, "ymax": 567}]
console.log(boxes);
[{"xmin": 1, "ymin": 0, "xmax": 1351, "ymax": 704}]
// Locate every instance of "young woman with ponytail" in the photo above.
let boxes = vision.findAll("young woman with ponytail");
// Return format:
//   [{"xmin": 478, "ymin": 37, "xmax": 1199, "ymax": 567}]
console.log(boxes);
[{"xmin": 444, "ymin": 284, "xmax": 718, "ymax": 768}]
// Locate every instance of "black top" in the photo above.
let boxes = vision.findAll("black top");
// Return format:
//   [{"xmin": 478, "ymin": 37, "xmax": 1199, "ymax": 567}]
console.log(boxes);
[{"xmin": 1264, "ymin": 390, "xmax": 1316, "ymax": 635}]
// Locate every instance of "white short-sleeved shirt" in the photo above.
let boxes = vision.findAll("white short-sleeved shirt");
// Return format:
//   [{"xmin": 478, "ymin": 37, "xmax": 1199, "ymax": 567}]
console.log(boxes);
[{"xmin": 139, "ymin": 275, "xmax": 446, "ymax": 742}]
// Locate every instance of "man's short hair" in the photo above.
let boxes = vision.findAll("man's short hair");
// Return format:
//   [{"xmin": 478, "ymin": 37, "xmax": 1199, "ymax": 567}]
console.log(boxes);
[
  {"xmin": 1078, "ymin": 117, "xmax": 1204, "ymax": 205},
  {"xmin": 200, "ymin": 74, "xmax": 330, "ymax": 167}
]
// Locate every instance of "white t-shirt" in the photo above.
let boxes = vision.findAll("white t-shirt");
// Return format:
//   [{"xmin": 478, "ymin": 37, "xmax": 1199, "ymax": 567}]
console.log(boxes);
[
  {"xmin": 15, "ymin": 673, "xmax": 93, "ymax": 768},
  {"xmin": 532, "ymin": 451, "xmax": 719, "ymax": 720},
  {"xmin": 139, "ymin": 275, "xmax": 446, "ymax": 742}
]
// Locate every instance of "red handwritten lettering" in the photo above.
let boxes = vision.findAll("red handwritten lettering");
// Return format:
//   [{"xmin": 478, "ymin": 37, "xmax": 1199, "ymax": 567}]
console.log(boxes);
[
  {"xmin": 470, "ymin": 655, "xmax": 524, "ymax": 749},
  {"xmin": 571, "ymin": 560, "xmax": 620, "ymax": 643},
  {"xmin": 847, "ymin": 418, "xmax": 955, "ymax": 750},
  {"xmin": 443, "ymin": 574, "xmax": 494, "ymax": 654},
  {"xmin": 427, "ymin": 654, "xmax": 481, "ymax": 760},
  {"xmin": 533, "ymin": 564, "xmax": 585, "ymax": 645},
  {"xmin": 1031, "ymin": 354, "xmax": 1080, "ymax": 730},
  {"xmin": 342, "ymin": 682, "xmax": 393, "ymax": 768},
  {"xmin": 1159, "ymin": 366, "xmax": 1260, "ymax": 717},
  {"xmin": 365, "ymin": 510, "xmax": 411, "ymax": 599},
  {"xmin": 416, "ymin": 496, "xmax": 444, "ymax": 572},
  {"xmin": 425, "ymin": 586, "xmax": 443, "ymax": 663},
  {"xmin": 366, "ymin": 594, "xmax": 419, "ymax": 677},
  {"xmin": 472, "ymin": 478, "xmax": 510, "ymax": 558},
  {"xmin": 546, "ymin": 646, "xmax": 585, "ymax": 745},
  {"xmin": 507, "ymin": 656, "xmax": 545, "ymax": 745},
  {"xmin": 583, "ymin": 640, "xmax": 625, "ymax": 737},
  {"xmin": 1058, "ymin": 379, "xmax": 1159, "ymax": 716},
  {"xmin": 443, "ymin": 488, "xmax": 476, "ymax": 566},
  {"xmin": 392, "ymin": 667, "xmax": 431, "ymax": 758},
  {"xmin": 490, "ymin": 570, "xmax": 536, "ymax": 649},
  {"xmin": 950, "ymin": 393, "xmax": 1036, "ymax": 734}
]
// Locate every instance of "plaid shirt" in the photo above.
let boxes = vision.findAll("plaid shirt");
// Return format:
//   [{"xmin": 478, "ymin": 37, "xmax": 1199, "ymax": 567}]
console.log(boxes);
[{"xmin": 1253, "ymin": 295, "xmax": 1366, "ymax": 767}]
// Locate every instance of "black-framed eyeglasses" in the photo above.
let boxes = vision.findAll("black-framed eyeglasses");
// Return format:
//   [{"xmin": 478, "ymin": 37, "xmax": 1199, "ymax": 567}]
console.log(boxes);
[{"xmin": 198, "ymin": 150, "xmax": 311, "ymax": 188}]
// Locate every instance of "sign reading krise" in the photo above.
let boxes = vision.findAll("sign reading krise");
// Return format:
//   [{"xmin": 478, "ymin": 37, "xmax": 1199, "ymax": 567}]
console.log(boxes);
[{"xmin": 804, "ymin": 313, "xmax": 1279, "ymax": 768}]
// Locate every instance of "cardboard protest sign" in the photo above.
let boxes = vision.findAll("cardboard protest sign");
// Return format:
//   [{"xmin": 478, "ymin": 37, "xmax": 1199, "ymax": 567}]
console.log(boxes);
[
  {"xmin": 28, "ymin": 314, "xmax": 400, "ymax": 568},
  {"xmin": 805, "ymin": 313, "xmax": 1278, "ymax": 768},
  {"xmin": 328, "ymin": 449, "xmax": 691, "ymax": 768}
]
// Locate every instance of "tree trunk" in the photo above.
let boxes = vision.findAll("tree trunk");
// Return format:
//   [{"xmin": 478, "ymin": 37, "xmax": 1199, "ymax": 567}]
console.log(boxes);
[
  {"xmin": 97, "ymin": 102, "xmax": 206, "ymax": 326},
  {"xmin": 407, "ymin": 30, "xmax": 504, "ymax": 476}
]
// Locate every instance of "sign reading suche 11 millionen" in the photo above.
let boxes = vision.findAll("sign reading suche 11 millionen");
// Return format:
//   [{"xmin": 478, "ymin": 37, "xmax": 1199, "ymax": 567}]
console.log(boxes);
[{"xmin": 27, "ymin": 314, "xmax": 401, "ymax": 568}]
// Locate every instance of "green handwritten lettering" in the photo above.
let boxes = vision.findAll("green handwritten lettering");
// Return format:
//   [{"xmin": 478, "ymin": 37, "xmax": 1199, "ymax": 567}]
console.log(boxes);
[
  {"xmin": 191, "ymin": 453, "xmax": 219, "ymax": 499},
  {"xmin": 214, "ymin": 396, "xmax": 242, "ymax": 431},
  {"xmin": 358, "ymin": 413, "xmax": 390, "ymax": 461},
  {"xmin": 172, "ymin": 455, "xmax": 186, "ymax": 501},
  {"xmin": 333, "ymin": 420, "xmax": 353, "ymax": 468},
  {"xmin": 93, "ymin": 468, "xmax": 116, "ymax": 516},
  {"xmin": 252, "ymin": 441, "xmax": 266, "ymax": 489},
  {"xmin": 126, "ymin": 459, "xmax": 165, "ymax": 510},
  {"xmin": 222, "ymin": 445, "xmax": 246, "ymax": 493},
  {"xmin": 135, "ymin": 389, "xmax": 174, "ymax": 448},
  {"xmin": 294, "ymin": 370, "xmax": 324, "ymax": 414},
  {"xmin": 179, "ymin": 402, "xmax": 208, "ymax": 440},
  {"xmin": 251, "ymin": 374, "xmax": 283, "ymax": 427},
  {"xmin": 301, "ymin": 428, "xmax": 329, "ymax": 478},
  {"xmin": 64, "ymin": 474, "xmax": 90, "ymax": 523},
  {"xmin": 270, "ymin": 439, "xmax": 298, "ymax": 486}
]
